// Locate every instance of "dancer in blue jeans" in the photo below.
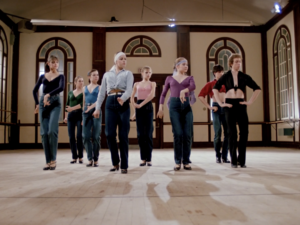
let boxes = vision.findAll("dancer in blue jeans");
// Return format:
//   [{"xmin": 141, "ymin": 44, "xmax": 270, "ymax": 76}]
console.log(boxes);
[
  {"xmin": 198, "ymin": 65, "xmax": 230, "ymax": 164},
  {"xmin": 93, "ymin": 52, "xmax": 133, "ymax": 174},
  {"xmin": 157, "ymin": 57, "xmax": 196, "ymax": 171},
  {"xmin": 33, "ymin": 55, "xmax": 65, "ymax": 171},
  {"xmin": 82, "ymin": 69, "xmax": 102, "ymax": 167},
  {"xmin": 64, "ymin": 76, "xmax": 84, "ymax": 164}
]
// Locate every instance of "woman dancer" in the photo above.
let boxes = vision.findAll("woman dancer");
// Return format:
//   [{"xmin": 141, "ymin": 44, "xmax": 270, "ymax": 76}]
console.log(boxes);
[
  {"xmin": 157, "ymin": 57, "xmax": 195, "ymax": 171},
  {"xmin": 213, "ymin": 54, "xmax": 261, "ymax": 168},
  {"xmin": 64, "ymin": 76, "xmax": 84, "ymax": 164},
  {"xmin": 33, "ymin": 55, "xmax": 65, "ymax": 170},
  {"xmin": 93, "ymin": 52, "xmax": 133, "ymax": 174},
  {"xmin": 82, "ymin": 70, "xmax": 102, "ymax": 167},
  {"xmin": 198, "ymin": 65, "xmax": 230, "ymax": 164},
  {"xmin": 130, "ymin": 66, "xmax": 156, "ymax": 167}
]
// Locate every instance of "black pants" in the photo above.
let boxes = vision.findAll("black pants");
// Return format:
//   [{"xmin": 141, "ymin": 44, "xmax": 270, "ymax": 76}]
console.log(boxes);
[
  {"xmin": 67, "ymin": 109, "xmax": 83, "ymax": 160},
  {"xmin": 224, "ymin": 98, "xmax": 248, "ymax": 166},
  {"xmin": 105, "ymin": 95, "xmax": 130, "ymax": 169},
  {"xmin": 136, "ymin": 100, "xmax": 153, "ymax": 162}
]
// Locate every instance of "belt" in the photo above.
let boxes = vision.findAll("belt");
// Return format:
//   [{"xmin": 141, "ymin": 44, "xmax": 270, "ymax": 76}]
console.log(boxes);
[{"xmin": 108, "ymin": 92, "xmax": 124, "ymax": 96}]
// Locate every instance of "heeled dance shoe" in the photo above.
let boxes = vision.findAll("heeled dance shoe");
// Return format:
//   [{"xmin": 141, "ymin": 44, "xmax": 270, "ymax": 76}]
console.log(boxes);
[{"xmin": 110, "ymin": 165, "xmax": 119, "ymax": 172}]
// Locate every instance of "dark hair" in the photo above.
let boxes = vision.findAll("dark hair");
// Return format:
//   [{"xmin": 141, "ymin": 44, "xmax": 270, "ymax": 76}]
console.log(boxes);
[
  {"xmin": 212, "ymin": 65, "xmax": 224, "ymax": 75},
  {"xmin": 87, "ymin": 69, "xmax": 98, "ymax": 76},
  {"xmin": 45, "ymin": 55, "xmax": 59, "ymax": 73}
]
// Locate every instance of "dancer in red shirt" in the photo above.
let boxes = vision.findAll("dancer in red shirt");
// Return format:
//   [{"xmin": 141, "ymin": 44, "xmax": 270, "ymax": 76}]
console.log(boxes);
[{"xmin": 198, "ymin": 65, "xmax": 230, "ymax": 164}]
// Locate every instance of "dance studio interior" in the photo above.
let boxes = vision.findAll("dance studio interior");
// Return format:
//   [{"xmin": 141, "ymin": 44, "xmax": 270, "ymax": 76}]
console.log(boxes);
[{"xmin": 0, "ymin": 0, "xmax": 300, "ymax": 224}]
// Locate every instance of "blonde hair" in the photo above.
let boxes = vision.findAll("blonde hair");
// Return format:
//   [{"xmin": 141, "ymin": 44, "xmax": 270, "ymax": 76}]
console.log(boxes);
[
  {"xmin": 141, "ymin": 66, "xmax": 152, "ymax": 73},
  {"xmin": 45, "ymin": 55, "xmax": 59, "ymax": 72},
  {"xmin": 74, "ymin": 76, "xmax": 83, "ymax": 83},
  {"xmin": 173, "ymin": 57, "xmax": 187, "ymax": 71},
  {"xmin": 228, "ymin": 54, "xmax": 242, "ymax": 68}
]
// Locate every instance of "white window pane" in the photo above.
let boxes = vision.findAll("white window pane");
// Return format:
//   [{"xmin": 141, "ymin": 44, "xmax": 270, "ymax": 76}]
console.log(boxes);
[{"xmin": 3, "ymin": 57, "xmax": 6, "ymax": 79}]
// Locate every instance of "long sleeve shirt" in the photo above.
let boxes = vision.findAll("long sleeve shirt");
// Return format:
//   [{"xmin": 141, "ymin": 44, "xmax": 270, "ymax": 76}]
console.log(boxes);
[
  {"xmin": 159, "ymin": 76, "xmax": 196, "ymax": 104},
  {"xmin": 65, "ymin": 91, "xmax": 83, "ymax": 112},
  {"xmin": 199, "ymin": 79, "xmax": 226, "ymax": 98},
  {"xmin": 32, "ymin": 74, "xmax": 65, "ymax": 105},
  {"xmin": 96, "ymin": 69, "xmax": 134, "ymax": 110}
]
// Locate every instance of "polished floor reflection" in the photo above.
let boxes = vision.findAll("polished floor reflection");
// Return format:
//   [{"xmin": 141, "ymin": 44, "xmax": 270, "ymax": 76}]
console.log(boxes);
[{"xmin": 0, "ymin": 148, "xmax": 299, "ymax": 225}]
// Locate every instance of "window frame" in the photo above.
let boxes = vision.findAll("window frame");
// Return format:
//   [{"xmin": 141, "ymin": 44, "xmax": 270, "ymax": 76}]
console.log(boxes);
[
  {"xmin": 122, "ymin": 35, "xmax": 161, "ymax": 57},
  {"xmin": 35, "ymin": 37, "xmax": 76, "ymax": 124},
  {"xmin": 0, "ymin": 26, "xmax": 8, "ymax": 124},
  {"xmin": 273, "ymin": 25, "xmax": 294, "ymax": 121}
]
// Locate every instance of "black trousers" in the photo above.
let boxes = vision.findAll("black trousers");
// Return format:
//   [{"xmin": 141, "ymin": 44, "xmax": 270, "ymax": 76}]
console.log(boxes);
[
  {"xmin": 224, "ymin": 98, "xmax": 248, "ymax": 166},
  {"xmin": 136, "ymin": 100, "xmax": 153, "ymax": 162}
]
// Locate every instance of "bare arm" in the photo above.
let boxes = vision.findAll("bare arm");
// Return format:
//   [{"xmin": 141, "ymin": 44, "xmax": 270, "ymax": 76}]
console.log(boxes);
[
  {"xmin": 130, "ymin": 83, "xmax": 138, "ymax": 107},
  {"xmin": 241, "ymin": 89, "xmax": 261, "ymax": 105},
  {"xmin": 198, "ymin": 96, "xmax": 212, "ymax": 110}
]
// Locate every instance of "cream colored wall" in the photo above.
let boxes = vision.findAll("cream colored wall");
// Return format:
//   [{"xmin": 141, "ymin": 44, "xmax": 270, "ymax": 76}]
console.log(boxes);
[
  {"xmin": 267, "ymin": 11, "xmax": 298, "ymax": 142},
  {"xmin": 18, "ymin": 32, "xmax": 92, "ymax": 143},
  {"xmin": 0, "ymin": 21, "xmax": 14, "ymax": 143},
  {"xmin": 106, "ymin": 32, "xmax": 177, "ymax": 74}
]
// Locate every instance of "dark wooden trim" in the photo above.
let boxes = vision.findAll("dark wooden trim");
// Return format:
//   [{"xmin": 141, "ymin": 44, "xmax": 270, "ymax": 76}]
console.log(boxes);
[
  {"xmin": 190, "ymin": 25, "xmax": 263, "ymax": 33},
  {"xmin": 177, "ymin": 26, "xmax": 191, "ymax": 73},
  {"xmin": 106, "ymin": 26, "xmax": 176, "ymax": 32},
  {"xmin": 35, "ymin": 26, "xmax": 93, "ymax": 33},
  {"xmin": 270, "ymin": 141, "xmax": 300, "ymax": 148},
  {"xmin": 122, "ymin": 35, "xmax": 162, "ymax": 57},
  {"xmin": 294, "ymin": 3, "xmax": 300, "ymax": 149},
  {"xmin": 261, "ymin": 27, "xmax": 271, "ymax": 145},
  {"xmin": 265, "ymin": 0, "xmax": 300, "ymax": 31},
  {"xmin": 0, "ymin": 10, "xmax": 16, "ymax": 29}
]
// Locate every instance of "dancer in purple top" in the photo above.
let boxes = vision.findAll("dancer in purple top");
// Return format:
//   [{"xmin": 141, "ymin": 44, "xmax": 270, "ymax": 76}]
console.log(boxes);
[{"xmin": 157, "ymin": 57, "xmax": 196, "ymax": 171}]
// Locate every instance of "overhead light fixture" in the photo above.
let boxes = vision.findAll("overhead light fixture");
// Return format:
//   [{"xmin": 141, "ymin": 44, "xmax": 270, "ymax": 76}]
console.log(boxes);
[
  {"xmin": 271, "ymin": 2, "xmax": 282, "ymax": 14},
  {"xmin": 31, "ymin": 19, "xmax": 253, "ymax": 27},
  {"xmin": 168, "ymin": 18, "xmax": 176, "ymax": 27}
]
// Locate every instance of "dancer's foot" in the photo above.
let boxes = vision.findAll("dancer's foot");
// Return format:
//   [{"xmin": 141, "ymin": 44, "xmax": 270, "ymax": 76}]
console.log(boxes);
[
  {"xmin": 110, "ymin": 165, "xmax": 119, "ymax": 172},
  {"xmin": 222, "ymin": 158, "xmax": 231, "ymax": 163},
  {"xmin": 216, "ymin": 158, "xmax": 222, "ymax": 163},
  {"xmin": 183, "ymin": 164, "xmax": 192, "ymax": 170},
  {"xmin": 174, "ymin": 164, "xmax": 181, "ymax": 171},
  {"xmin": 70, "ymin": 159, "xmax": 77, "ymax": 164},
  {"xmin": 94, "ymin": 161, "xmax": 99, "ymax": 167},
  {"xmin": 86, "ymin": 161, "xmax": 93, "ymax": 167},
  {"xmin": 140, "ymin": 160, "xmax": 146, "ymax": 166},
  {"xmin": 50, "ymin": 161, "xmax": 56, "ymax": 170},
  {"xmin": 79, "ymin": 158, "xmax": 83, "ymax": 164},
  {"xmin": 147, "ymin": 161, "xmax": 152, "ymax": 166},
  {"xmin": 43, "ymin": 163, "xmax": 50, "ymax": 170}
]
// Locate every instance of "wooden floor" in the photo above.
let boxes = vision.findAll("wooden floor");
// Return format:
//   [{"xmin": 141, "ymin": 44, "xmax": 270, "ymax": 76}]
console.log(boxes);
[{"xmin": 0, "ymin": 147, "xmax": 300, "ymax": 225}]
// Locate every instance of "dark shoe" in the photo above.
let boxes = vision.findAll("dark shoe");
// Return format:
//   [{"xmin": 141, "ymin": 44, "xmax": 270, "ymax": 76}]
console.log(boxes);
[
  {"xmin": 43, "ymin": 163, "xmax": 50, "ymax": 170},
  {"xmin": 216, "ymin": 158, "xmax": 222, "ymax": 163},
  {"xmin": 49, "ymin": 161, "xmax": 56, "ymax": 170},
  {"xmin": 240, "ymin": 164, "xmax": 247, "ymax": 168},
  {"xmin": 183, "ymin": 164, "xmax": 192, "ymax": 170},
  {"xmin": 222, "ymin": 159, "xmax": 231, "ymax": 163},
  {"xmin": 121, "ymin": 169, "xmax": 127, "ymax": 174},
  {"xmin": 86, "ymin": 161, "xmax": 93, "ymax": 167},
  {"xmin": 94, "ymin": 161, "xmax": 99, "ymax": 167},
  {"xmin": 110, "ymin": 165, "xmax": 119, "ymax": 172},
  {"xmin": 231, "ymin": 164, "xmax": 237, "ymax": 168},
  {"xmin": 70, "ymin": 159, "xmax": 77, "ymax": 164},
  {"xmin": 174, "ymin": 164, "xmax": 181, "ymax": 171},
  {"xmin": 147, "ymin": 162, "xmax": 152, "ymax": 166},
  {"xmin": 237, "ymin": 162, "xmax": 240, "ymax": 166},
  {"xmin": 79, "ymin": 158, "xmax": 83, "ymax": 164},
  {"xmin": 140, "ymin": 160, "xmax": 146, "ymax": 166}
]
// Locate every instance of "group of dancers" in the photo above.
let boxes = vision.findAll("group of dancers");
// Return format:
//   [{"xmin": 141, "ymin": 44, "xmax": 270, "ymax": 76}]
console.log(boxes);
[{"xmin": 32, "ymin": 51, "xmax": 261, "ymax": 173}]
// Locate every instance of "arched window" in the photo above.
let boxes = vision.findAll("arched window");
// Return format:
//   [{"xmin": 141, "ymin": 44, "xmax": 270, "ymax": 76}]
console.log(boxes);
[
  {"xmin": 207, "ymin": 37, "xmax": 245, "ymax": 82},
  {"xmin": 122, "ymin": 35, "xmax": 161, "ymax": 57},
  {"xmin": 0, "ymin": 26, "xmax": 8, "ymax": 123},
  {"xmin": 36, "ymin": 37, "xmax": 76, "ymax": 122},
  {"xmin": 206, "ymin": 38, "xmax": 245, "ymax": 121},
  {"xmin": 273, "ymin": 25, "xmax": 294, "ymax": 120}
]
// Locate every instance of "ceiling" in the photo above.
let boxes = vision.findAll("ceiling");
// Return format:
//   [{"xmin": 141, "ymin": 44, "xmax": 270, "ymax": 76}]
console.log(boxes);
[{"xmin": 0, "ymin": 0, "xmax": 289, "ymax": 26}]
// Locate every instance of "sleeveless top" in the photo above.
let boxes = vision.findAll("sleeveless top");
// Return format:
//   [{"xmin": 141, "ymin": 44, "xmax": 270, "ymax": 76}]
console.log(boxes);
[
  {"xmin": 84, "ymin": 85, "xmax": 99, "ymax": 104},
  {"xmin": 137, "ymin": 82, "xmax": 152, "ymax": 100}
]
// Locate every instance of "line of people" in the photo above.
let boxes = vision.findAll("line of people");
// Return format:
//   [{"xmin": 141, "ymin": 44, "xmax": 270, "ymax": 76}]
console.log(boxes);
[{"xmin": 32, "ymin": 52, "xmax": 261, "ymax": 173}]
